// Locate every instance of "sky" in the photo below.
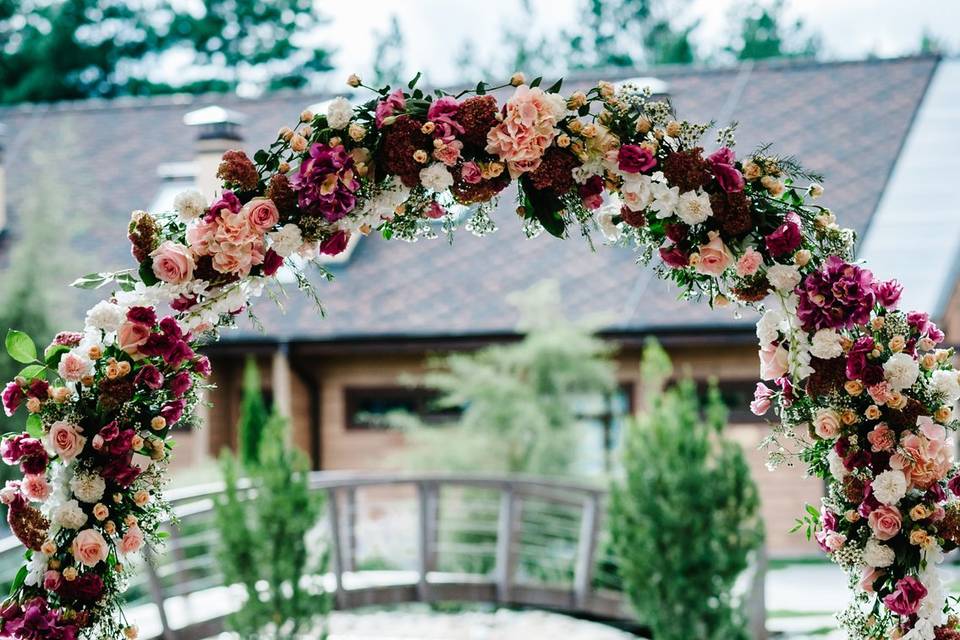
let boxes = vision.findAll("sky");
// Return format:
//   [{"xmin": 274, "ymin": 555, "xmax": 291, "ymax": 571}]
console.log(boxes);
[{"xmin": 314, "ymin": 0, "xmax": 960, "ymax": 85}]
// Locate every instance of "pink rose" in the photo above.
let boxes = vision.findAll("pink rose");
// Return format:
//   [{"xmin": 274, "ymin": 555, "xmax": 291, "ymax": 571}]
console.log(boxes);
[
  {"xmin": 242, "ymin": 198, "xmax": 280, "ymax": 233},
  {"xmin": 694, "ymin": 232, "xmax": 731, "ymax": 277},
  {"xmin": 48, "ymin": 421, "xmax": 86, "ymax": 462},
  {"xmin": 461, "ymin": 161, "xmax": 482, "ymax": 185},
  {"xmin": 860, "ymin": 567, "xmax": 884, "ymax": 593},
  {"xmin": 57, "ymin": 351, "xmax": 91, "ymax": 383},
  {"xmin": 813, "ymin": 408, "xmax": 842, "ymax": 440},
  {"xmin": 867, "ymin": 423, "xmax": 895, "ymax": 452},
  {"xmin": 21, "ymin": 474, "xmax": 50, "ymax": 502},
  {"xmin": 150, "ymin": 240, "xmax": 195, "ymax": 284},
  {"xmin": 823, "ymin": 531, "xmax": 846, "ymax": 552},
  {"xmin": 759, "ymin": 343, "xmax": 789, "ymax": 381},
  {"xmin": 119, "ymin": 525, "xmax": 144, "ymax": 555},
  {"xmin": 43, "ymin": 570, "xmax": 62, "ymax": 591},
  {"xmin": 868, "ymin": 505, "xmax": 902, "ymax": 541},
  {"xmin": 118, "ymin": 321, "xmax": 151, "ymax": 355},
  {"xmin": 882, "ymin": 576, "xmax": 927, "ymax": 616},
  {"xmin": 917, "ymin": 415, "xmax": 946, "ymax": 442},
  {"xmin": 72, "ymin": 528, "xmax": 109, "ymax": 567},
  {"xmin": 750, "ymin": 383, "xmax": 773, "ymax": 416},
  {"xmin": 424, "ymin": 202, "xmax": 446, "ymax": 220},
  {"xmin": 736, "ymin": 248, "xmax": 763, "ymax": 277}
]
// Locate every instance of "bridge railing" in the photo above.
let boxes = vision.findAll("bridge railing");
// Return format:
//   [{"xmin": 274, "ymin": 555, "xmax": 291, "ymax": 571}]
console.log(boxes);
[{"xmin": 0, "ymin": 471, "xmax": 766, "ymax": 640}]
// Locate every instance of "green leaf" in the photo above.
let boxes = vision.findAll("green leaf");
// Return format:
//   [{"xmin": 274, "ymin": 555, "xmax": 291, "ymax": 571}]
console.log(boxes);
[
  {"xmin": 9, "ymin": 566, "xmax": 27, "ymax": 595},
  {"xmin": 546, "ymin": 78, "xmax": 564, "ymax": 94},
  {"xmin": 25, "ymin": 414, "xmax": 43, "ymax": 439},
  {"xmin": 530, "ymin": 76, "xmax": 542, "ymax": 88},
  {"xmin": 521, "ymin": 179, "xmax": 566, "ymax": 238},
  {"xmin": 138, "ymin": 259, "xmax": 159, "ymax": 286},
  {"xmin": 5, "ymin": 330, "xmax": 37, "ymax": 364},
  {"xmin": 475, "ymin": 81, "xmax": 486, "ymax": 95},
  {"xmin": 18, "ymin": 364, "xmax": 46, "ymax": 381},
  {"xmin": 407, "ymin": 72, "xmax": 421, "ymax": 90},
  {"xmin": 254, "ymin": 149, "xmax": 268, "ymax": 164},
  {"xmin": 70, "ymin": 272, "xmax": 112, "ymax": 289},
  {"xmin": 44, "ymin": 344, "xmax": 70, "ymax": 368}
]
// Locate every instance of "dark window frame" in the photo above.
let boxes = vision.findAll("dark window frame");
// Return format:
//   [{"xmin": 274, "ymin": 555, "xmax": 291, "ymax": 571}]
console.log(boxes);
[{"xmin": 343, "ymin": 386, "xmax": 460, "ymax": 430}]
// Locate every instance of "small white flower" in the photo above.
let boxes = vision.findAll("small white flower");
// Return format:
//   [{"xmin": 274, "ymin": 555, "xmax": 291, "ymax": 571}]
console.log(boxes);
[
  {"xmin": 70, "ymin": 472, "xmax": 106, "ymax": 503},
  {"xmin": 620, "ymin": 174, "xmax": 652, "ymax": 212},
  {"xmin": 269, "ymin": 224, "xmax": 304, "ymax": 258},
  {"xmin": 883, "ymin": 352, "xmax": 920, "ymax": 391},
  {"xmin": 862, "ymin": 537, "xmax": 895, "ymax": 568},
  {"xmin": 419, "ymin": 163, "xmax": 454, "ymax": 192},
  {"xmin": 24, "ymin": 552, "xmax": 48, "ymax": 586},
  {"xmin": 766, "ymin": 264, "xmax": 801, "ymax": 291},
  {"xmin": 597, "ymin": 208, "xmax": 621, "ymax": 241},
  {"xmin": 756, "ymin": 309, "xmax": 785, "ymax": 346},
  {"xmin": 827, "ymin": 449, "xmax": 848, "ymax": 481},
  {"xmin": 173, "ymin": 190, "xmax": 206, "ymax": 221},
  {"xmin": 675, "ymin": 189, "xmax": 712, "ymax": 225},
  {"xmin": 84, "ymin": 300, "xmax": 126, "ymax": 332},
  {"xmin": 649, "ymin": 181, "xmax": 680, "ymax": 218},
  {"xmin": 902, "ymin": 619, "xmax": 935, "ymax": 640},
  {"xmin": 810, "ymin": 328, "xmax": 844, "ymax": 360},
  {"xmin": 931, "ymin": 369, "xmax": 960, "ymax": 403},
  {"xmin": 326, "ymin": 97, "xmax": 353, "ymax": 130},
  {"xmin": 52, "ymin": 499, "xmax": 88, "ymax": 529},
  {"xmin": 872, "ymin": 469, "xmax": 907, "ymax": 506}
]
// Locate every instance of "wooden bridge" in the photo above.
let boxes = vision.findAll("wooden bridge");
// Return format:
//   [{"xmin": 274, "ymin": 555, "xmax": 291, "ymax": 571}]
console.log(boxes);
[{"xmin": 0, "ymin": 472, "xmax": 766, "ymax": 639}]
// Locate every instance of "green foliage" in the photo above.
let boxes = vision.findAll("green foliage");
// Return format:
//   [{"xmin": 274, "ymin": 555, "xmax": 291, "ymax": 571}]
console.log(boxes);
[
  {"xmin": 0, "ymin": 0, "xmax": 334, "ymax": 104},
  {"xmin": 610, "ymin": 339, "xmax": 763, "ymax": 640},
  {"xmin": 214, "ymin": 414, "xmax": 330, "ymax": 640},
  {"xmin": 371, "ymin": 14, "xmax": 406, "ymax": 88},
  {"xmin": 725, "ymin": 0, "xmax": 821, "ymax": 62},
  {"xmin": 237, "ymin": 357, "xmax": 270, "ymax": 466},
  {"xmin": 391, "ymin": 280, "xmax": 616, "ymax": 476}
]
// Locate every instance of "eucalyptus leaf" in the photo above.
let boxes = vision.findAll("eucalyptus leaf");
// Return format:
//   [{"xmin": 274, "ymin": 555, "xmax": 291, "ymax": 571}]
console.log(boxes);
[
  {"xmin": 5, "ymin": 330, "xmax": 37, "ymax": 364},
  {"xmin": 25, "ymin": 414, "xmax": 43, "ymax": 439}
]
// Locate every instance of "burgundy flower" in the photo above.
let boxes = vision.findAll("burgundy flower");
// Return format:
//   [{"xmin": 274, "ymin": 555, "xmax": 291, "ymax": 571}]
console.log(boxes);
[
  {"xmin": 882, "ymin": 576, "xmax": 927, "ymax": 616},
  {"xmin": 664, "ymin": 222, "xmax": 688, "ymax": 243},
  {"xmin": 617, "ymin": 144, "xmax": 656, "ymax": 174},
  {"xmin": 161, "ymin": 399, "xmax": 186, "ymax": 426},
  {"xmin": 106, "ymin": 429, "xmax": 136, "ymax": 456},
  {"xmin": 159, "ymin": 316, "xmax": 183, "ymax": 340},
  {"xmin": 99, "ymin": 422, "xmax": 120, "ymax": 442},
  {"xmin": 50, "ymin": 332, "xmax": 83, "ymax": 347},
  {"xmin": 426, "ymin": 97, "xmax": 464, "ymax": 142},
  {"xmin": 797, "ymin": 256, "xmax": 877, "ymax": 332},
  {"xmin": 171, "ymin": 294, "xmax": 198, "ymax": 312},
  {"xmin": 206, "ymin": 190, "xmax": 241, "ymax": 221},
  {"xmin": 290, "ymin": 143, "xmax": 359, "ymax": 222},
  {"xmin": 57, "ymin": 572, "xmax": 104, "ymax": 605},
  {"xmin": 168, "ymin": 371, "xmax": 192, "ymax": 398},
  {"xmin": 1, "ymin": 434, "xmax": 48, "ymax": 475},
  {"xmin": 262, "ymin": 248, "xmax": 284, "ymax": 277},
  {"xmin": 26, "ymin": 379, "xmax": 49, "ymax": 400},
  {"xmin": 873, "ymin": 279, "xmax": 902, "ymax": 309},
  {"xmin": 3, "ymin": 381, "xmax": 25, "ymax": 417},
  {"xmin": 101, "ymin": 457, "xmax": 140, "ymax": 488},
  {"xmin": 706, "ymin": 147, "xmax": 744, "ymax": 193},
  {"xmin": 126, "ymin": 306, "xmax": 157, "ymax": 326},
  {"xmin": 928, "ymin": 481, "xmax": 947, "ymax": 503},
  {"xmin": 320, "ymin": 230, "xmax": 350, "ymax": 256},
  {"xmin": 1, "ymin": 597, "xmax": 78, "ymax": 640},
  {"xmin": 578, "ymin": 175, "xmax": 604, "ymax": 210},
  {"xmin": 193, "ymin": 356, "xmax": 212, "ymax": 377},
  {"xmin": 949, "ymin": 475, "xmax": 960, "ymax": 498},
  {"xmin": 764, "ymin": 212, "xmax": 802, "ymax": 257},
  {"xmin": 134, "ymin": 365, "xmax": 164, "ymax": 390},
  {"xmin": 845, "ymin": 336, "xmax": 875, "ymax": 380},
  {"xmin": 166, "ymin": 341, "xmax": 195, "ymax": 369},
  {"xmin": 659, "ymin": 245, "xmax": 689, "ymax": 268},
  {"xmin": 139, "ymin": 333, "xmax": 173, "ymax": 360}
]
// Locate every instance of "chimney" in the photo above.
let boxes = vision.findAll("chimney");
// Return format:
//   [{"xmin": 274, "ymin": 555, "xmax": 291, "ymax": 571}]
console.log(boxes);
[
  {"xmin": 0, "ymin": 123, "xmax": 6, "ymax": 234},
  {"xmin": 183, "ymin": 105, "xmax": 246, "ymax": 201}
]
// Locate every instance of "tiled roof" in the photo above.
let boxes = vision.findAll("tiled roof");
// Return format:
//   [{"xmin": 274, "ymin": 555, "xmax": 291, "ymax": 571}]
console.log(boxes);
[{"xmin": 0, "ymin": 56, "xmax": 938, "ymax": 341}]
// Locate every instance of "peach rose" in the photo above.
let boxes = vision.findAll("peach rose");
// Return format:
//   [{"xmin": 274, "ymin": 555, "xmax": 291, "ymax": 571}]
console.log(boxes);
[
  {"xmin": 694, "ymin": 232, "xmax": 732, "ymax": 277},
  {"xmin": 21, "ymin": 474, "xmax": 51, "ymax": 502},
  {"xmin": 57, "ymin": 351, "xmax": 92, "ymax": 383},
  {"xmin": 242, "ymin": 198, "xmax": 280, "ymax": 233},
  {"xmin": 868, "ymin": 505, "xmax": 902, "ymax": 541},
  {"xmin": 813, "ymin": 408, "xmax": 842, "ymax": 439},
  {"xmin": 736, "ymin": 247, "xmax": 763, "ymax": 277},
  {"xmin": 867, "ymin": 423, "xmax": 895, "ymax": 452},
  {"xmin": 48, "ymin": 421, "xmax": 86, "ymax": 462},
  {"xmin": 93, "ymin": 503, "xmax": 109, "ymax": 521},
  {"xmin": 118, "ymin": 321, "xmax": 151, "ymax": 355},
  {"xmin": 759, "ymin": 342, "xmax": 789, "ymax": 380},
  {"xmin": 150, "ymin": 241, "xmax": 195, "ymax": 284},
  {"xmin": 119, "ymin": 525, "xmax": 144, "ymax": 555},
  {"xmin": 72, "ymin": 528, "xmax": 109, "ymax": 567}
]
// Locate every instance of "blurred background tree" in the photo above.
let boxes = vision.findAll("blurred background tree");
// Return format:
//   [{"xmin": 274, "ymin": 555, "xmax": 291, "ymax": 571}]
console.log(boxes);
[
  {"xmin": 371, "ymin": 14, "xmax": 406, "ymax": 88},
  {"xmin": 236, "ymin": 357, "xmax": 270, "ymax": 467},
  {"xmin": 724, "ymin": 0, "xmax": 820, "ymax": 61},
  {"xmin": 609, "ymin": 339, "xmax": 763, "ymax": 640},
  {"xmin": 387, "ymin": 281, "xmax": 616, "ymax": 477}
]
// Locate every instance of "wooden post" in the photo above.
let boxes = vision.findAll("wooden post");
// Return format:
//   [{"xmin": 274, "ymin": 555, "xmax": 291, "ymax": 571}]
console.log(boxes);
[
  {"xmin": 495, "ymin": 485, "xmax": 522, "ymax": 603},
  {"xmin": 326, "ymin": 487, "xmax": 346, "ymax": 608},
  {"xmin": 344, "ymin": 486, "xmax": 357, "ymax": 572},
  {"xmin": 573, "ymin": 493, "xmax": 601, "ymax": 610},
  {"xmin": 417, "ymin": 481, "xmax": 439, "ymax": 602}
]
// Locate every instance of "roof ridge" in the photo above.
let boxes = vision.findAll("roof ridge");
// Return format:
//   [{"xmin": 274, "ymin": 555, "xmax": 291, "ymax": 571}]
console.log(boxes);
[{"xmin": 0, "ymin": 54, "xmax": 941, "ymax": 118}]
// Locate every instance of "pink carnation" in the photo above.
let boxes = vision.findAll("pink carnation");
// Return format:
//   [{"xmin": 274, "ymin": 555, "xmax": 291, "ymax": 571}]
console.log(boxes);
[{"xmin": 736, "ymin": 247, "xmax": 763, "ymax": 277}]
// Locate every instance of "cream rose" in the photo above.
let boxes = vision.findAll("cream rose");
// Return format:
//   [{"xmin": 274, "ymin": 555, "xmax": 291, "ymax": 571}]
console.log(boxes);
[
  {"xmin": 72, "ymin": 529, "xmax": 109, "ymax": 567},
  {"xmin": 813, "ymin": 408, "xmax": 842, "ymax": 439},
  {"xmin": 150, "ymin": 240, "xmax": 195, "ymax": 284},
  {"xmin": 48, "ymin": 421, "xmax": 86, "ymax": 462}
]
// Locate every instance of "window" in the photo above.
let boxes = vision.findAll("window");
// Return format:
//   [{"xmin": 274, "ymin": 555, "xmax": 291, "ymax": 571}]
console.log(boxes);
[
  {"xmin": 693, "ymin": 379, "xmax": 764, "ymax": 424},
  {"xmin": 344, "ymin": 387, "xmax": 461, "ymax": 430},
  {"xmin": 572, "ymin": 383, "xmax": 634, "ymax": 475}
]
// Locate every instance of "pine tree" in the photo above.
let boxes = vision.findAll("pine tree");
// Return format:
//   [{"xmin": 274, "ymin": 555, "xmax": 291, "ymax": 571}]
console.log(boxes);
[
  {"xmin": 236, "ymin": 357, "xmax": 270, "ymax": 466},
  {"xmin": 371, "ymin": 14, "xmax": 406, "ymax": 88},
  {"xmin": 609, "ymin": 339, "xmax": 763, "ymax": 640},
  {"xmin": 725, "ymin": 0, "xmax": 820, "ymax": 62}
]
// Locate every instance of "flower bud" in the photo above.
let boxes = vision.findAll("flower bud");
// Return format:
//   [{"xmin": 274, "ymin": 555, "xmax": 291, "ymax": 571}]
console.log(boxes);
[{"xmin": 509, "ymin": 72, "xmax": 525, "ymax": 87}]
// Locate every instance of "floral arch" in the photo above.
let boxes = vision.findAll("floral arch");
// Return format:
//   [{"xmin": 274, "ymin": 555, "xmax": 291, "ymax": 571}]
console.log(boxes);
[{"xmin": 0, "ymin": 72, "xmax": 958, "ymax": 640}]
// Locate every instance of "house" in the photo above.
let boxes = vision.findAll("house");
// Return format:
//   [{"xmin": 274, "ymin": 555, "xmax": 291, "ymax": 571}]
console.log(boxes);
[{"xmin": 0, "ymin": 55, "xmax": 956, "ymax": 555}]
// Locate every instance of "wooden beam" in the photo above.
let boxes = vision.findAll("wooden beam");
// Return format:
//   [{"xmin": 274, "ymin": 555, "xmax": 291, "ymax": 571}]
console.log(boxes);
[
  {"xmin": 495, "ymin": 485, "xmax": 522, "ymax": 603},
  {"xmin": 573, "ymin": 493, "xmax": 601, "ymax": 609},
  {"xmin": 325, "ymin": 487, "xmax": 346, "ymax": 608}
]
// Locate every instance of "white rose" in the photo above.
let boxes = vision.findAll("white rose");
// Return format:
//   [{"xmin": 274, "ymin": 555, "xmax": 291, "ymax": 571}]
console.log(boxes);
[
  {"xmin": 827, "ymin": 449, "xmax": 848, "ymax": 481},
  {"xmin": 70, "ymin": 472, "xmax": 106, "ymax": 504},
  {"xmin": 931, "ymin": 369, "xmax": 960, "ymax": 403},
  {"xmin": 766, "ymin": 264, "xmax": 801, "ymax": 291},
  {"xmin": 543, "ymin": 91, "xmax": 568, "ymax": 121},
  {"xmin": 597, "ymin": 206, "xmax": 621, "ymax": 241},
  {"xmin": 52, "ymin": 499, "xmax": 88, "ymax": 529},
  {"xmin": 173, "ymin": 190, "xmax": 206, "ymax": 221},
  {"xmin": 85, "ymin": 300, "xmax": 126, "ymax": 332},
  {"xmin": 871, "ymin": 469, "xmax": 908, "ymax": 506},
  {"xmin": 649, "ymin": 181, "xmax": 680, "ymax": 219},
  {"xmin": 810, "ymin": 329, "xmax": 843, "ymax": 360},
  {"xmin": 883, "ymin": 352, "xmax": 920, "ymax": 391},
  {"xmin": 620, "ymin": 174, "xmax": 652, "ymax": 212},
  {"xmin": 268, "ymin": 224, "xmax": 304, "ymax": 258},
  {"xmin": 675, "ymin": 190, "xmax": 712, "ymax": 225},
  {"xmin": 419, "ymin": 163, "xmax": 454, "ymax": 192},
  {"xmin": 862, "ymin": 537, "xmax": 895, "ymax": 568},
  {"xmin": 326, "ymin": 97, "xmax": 353, "ymax": 130}
]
